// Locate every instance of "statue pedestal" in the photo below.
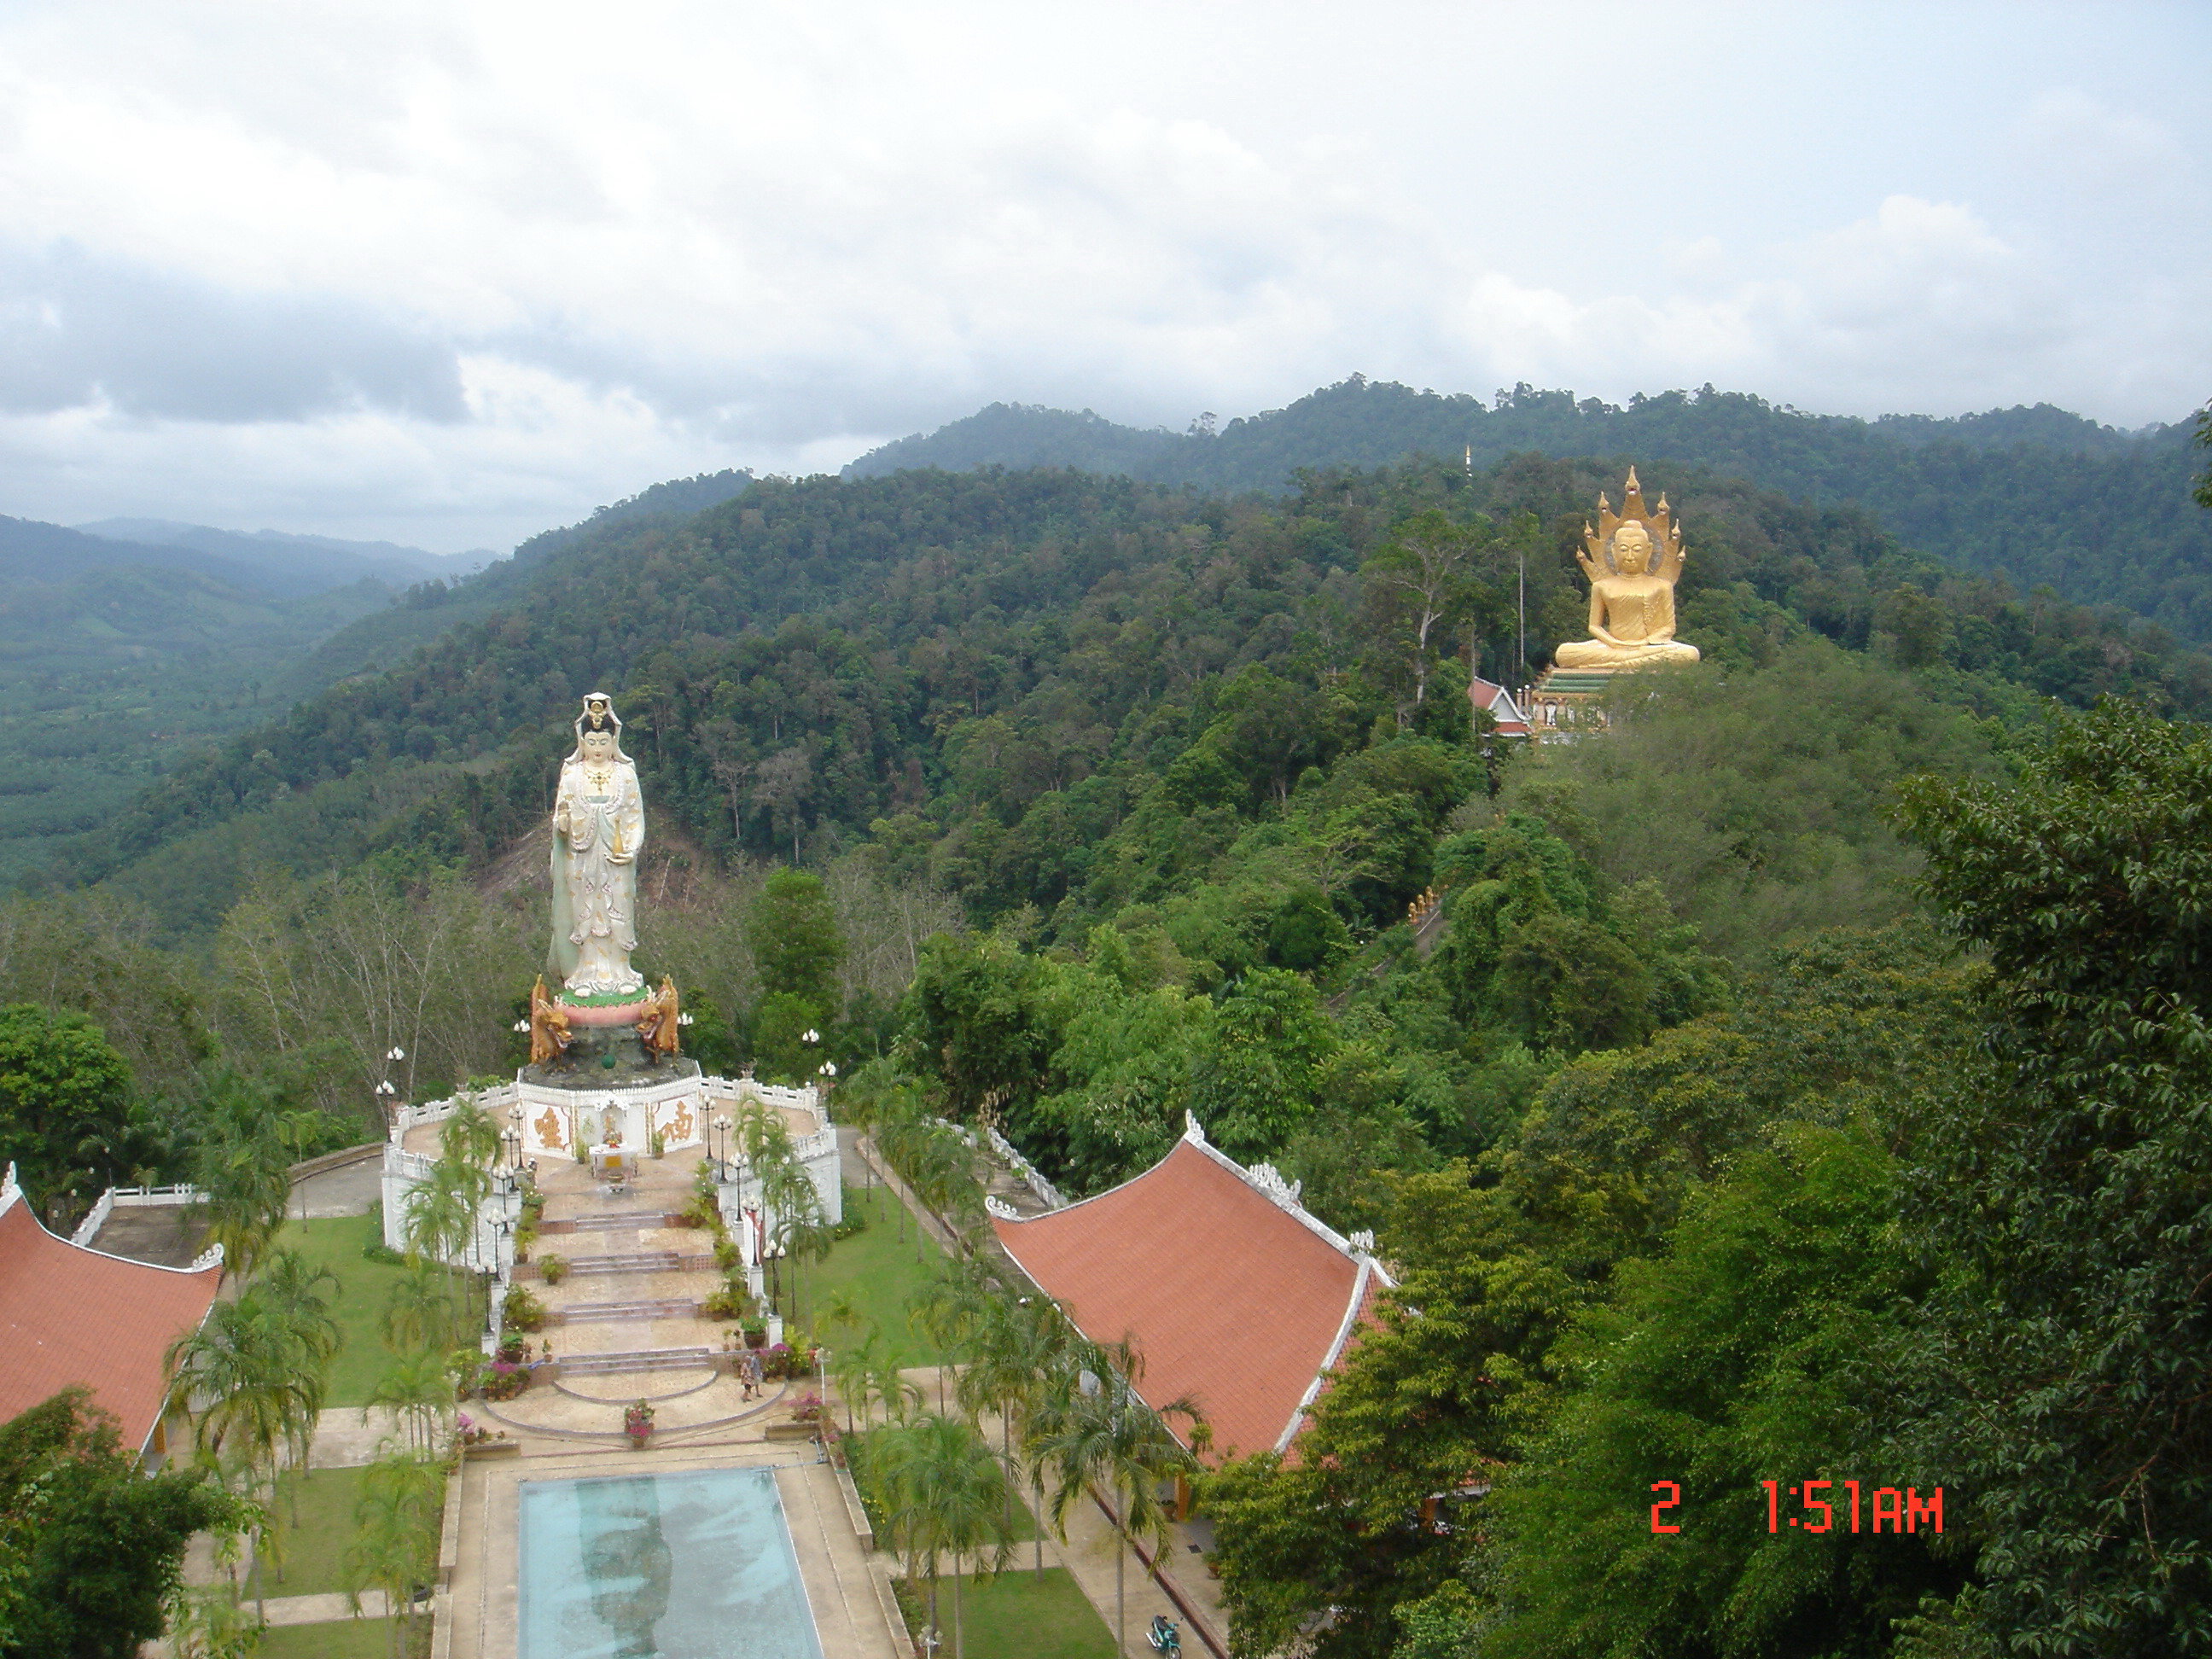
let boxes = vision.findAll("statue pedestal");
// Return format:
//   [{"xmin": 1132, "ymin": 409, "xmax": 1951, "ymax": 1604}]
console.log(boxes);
[
  {"xmin": 1525, "ymin": 667, "xmax": 1622, "ymax": 737},
  {"xmin": 515, "ymin": 1029, "xmax": 708, "ymax": 1163}
]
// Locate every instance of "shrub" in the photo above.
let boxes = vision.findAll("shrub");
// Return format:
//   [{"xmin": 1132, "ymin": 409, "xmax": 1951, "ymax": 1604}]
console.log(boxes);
[
  {"xmin": 678, "ymin": 1191, "xmax": 721, "ymax": 1231},
  {"xmin": 702, "ymin": 1286, "xmax": 747, "ymax": 1320},
  {"xmin": 713, "ymin": 1237, "xmax": 741, "ymax": 1272},
  {"xmin": 361, "ymin": 1238, "xmax": 405, "ymax": 1266},
  {"xmin": 503, "ymin": 1285, "xmax": 549, "ymax": 1333}
]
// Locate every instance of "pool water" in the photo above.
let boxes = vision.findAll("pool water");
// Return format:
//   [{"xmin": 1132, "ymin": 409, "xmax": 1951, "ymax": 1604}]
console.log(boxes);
[{"xmin": 518, "ymin": 1466, "xmax": 825, "ymax": 1659}]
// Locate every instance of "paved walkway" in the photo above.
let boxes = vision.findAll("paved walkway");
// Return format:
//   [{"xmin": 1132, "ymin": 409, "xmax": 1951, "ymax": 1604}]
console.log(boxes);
[{"xmin": 290, "ymin": 1150, "xmax": 384, "ymax": 1219}]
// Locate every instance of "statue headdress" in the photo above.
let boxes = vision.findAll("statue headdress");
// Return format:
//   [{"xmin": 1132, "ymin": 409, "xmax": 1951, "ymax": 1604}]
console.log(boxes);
[
  {"xmin": 569, "ymin": 693, "xmax": 631, "ymax": 761},
  {"xmin": 1582, "ymin": 467, "xmax": 1685, "ymax": 579}
]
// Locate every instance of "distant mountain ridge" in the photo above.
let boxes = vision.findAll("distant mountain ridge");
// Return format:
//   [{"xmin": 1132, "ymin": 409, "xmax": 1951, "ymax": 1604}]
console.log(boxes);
[
  {"xmin": 848, "ymin": 380, "xmax": 2212, "ymax": 637},
  {"xmin": 77, "ymin": 516, "xmax": 488, "ymax": 597}
]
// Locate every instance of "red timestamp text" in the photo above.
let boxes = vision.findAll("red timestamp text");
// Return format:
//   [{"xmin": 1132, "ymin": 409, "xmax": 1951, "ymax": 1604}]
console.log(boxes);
[{"xmin": 1648, "ymin": 1481, "xmax": 1944, "ymax": 1534}]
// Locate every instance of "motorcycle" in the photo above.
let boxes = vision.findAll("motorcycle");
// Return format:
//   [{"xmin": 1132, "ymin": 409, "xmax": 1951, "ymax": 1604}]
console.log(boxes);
[{"xmin": 1146, "ymin": 1614, "xmax": 1182, "ymax": 1656}]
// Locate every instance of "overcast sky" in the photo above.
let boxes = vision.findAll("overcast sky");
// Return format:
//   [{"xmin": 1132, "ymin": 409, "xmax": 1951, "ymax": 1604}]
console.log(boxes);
[{"xmin": 2, "ymin": 0, "xmax": 2206, "ymax": 551}]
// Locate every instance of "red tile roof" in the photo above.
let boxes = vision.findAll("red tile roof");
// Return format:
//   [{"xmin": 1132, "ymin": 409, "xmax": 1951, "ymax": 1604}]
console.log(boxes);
[
  {"xmin": 991, "ymin": 1132, "xmax": 1387, "ymax": 1464},
  {"xmin": 0, "ymin": 1180, "xmax": 223, "ymax": 1451},
  {"xmin": 1470, "ymin": 676, "xmax": 1531, "ymax": 737}
]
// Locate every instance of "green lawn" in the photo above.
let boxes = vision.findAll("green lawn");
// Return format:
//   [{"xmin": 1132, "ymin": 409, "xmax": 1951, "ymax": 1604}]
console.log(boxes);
[
  {"xmin": 262, "ymin": 1464, "xmax": 372, "ymax": 1598},
  {"xmin": 272, "ymin": 1213, "xmax": 475, "ymax": 1408},
  {"xmin": 803, "ymin": 1182, "xmax": 948, "ymax": 1365},
  {"xmin": 900, "ymin": 1567, "xmax": 1116, "ymax": 1659},
  {"xmin": 259, "ymin": 1612, "xmax": 422, "ymax": 1657}
]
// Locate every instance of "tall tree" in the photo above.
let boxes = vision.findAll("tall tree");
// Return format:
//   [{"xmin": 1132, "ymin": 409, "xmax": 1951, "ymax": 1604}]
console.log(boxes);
[
  {"xmin": 0, "ymin": 1004, "xmax": 134, "ymax": 1222},
  {"xmin": 1894, "ymin": 699, "xmax": 2212, "ymax": 1653},
  {"xmin": 1038, "ymin": 1339, "xmax": 1199, "ymax": 1658},
  {"xmin": 0, "ymin": 1389, "xmax": 242, "ymax": 1659}
]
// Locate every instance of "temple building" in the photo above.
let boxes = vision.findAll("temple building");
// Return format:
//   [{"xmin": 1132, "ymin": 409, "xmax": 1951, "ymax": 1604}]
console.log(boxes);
[
  {"xmin": 989, "ymin": 1117, "xmax": 1392, "ymax": 1464},
  {"xmin": 0, "ymin": 1163, "xmax": 224, "ymax": 1463}
]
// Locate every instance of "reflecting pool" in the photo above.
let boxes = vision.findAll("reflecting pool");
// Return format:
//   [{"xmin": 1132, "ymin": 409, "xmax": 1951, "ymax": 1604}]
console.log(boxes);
[{"xmin": 518, "ymin": 1466, "xmax": 824, "ymax": 1659}]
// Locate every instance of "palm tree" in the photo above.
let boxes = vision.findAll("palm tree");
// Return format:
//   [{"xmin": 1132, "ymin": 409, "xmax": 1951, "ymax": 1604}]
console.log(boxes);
[
  {"xmin": 914, "ymin": 1256, "xmax": 993, "ymax": 1412},
  {"xmin": 830, "ymin": 1330, "xmax": 882, "ymax": 1438},
  {"xmin": 165, "ymin": 1290, "xmax": 322, "ymax": 1617},
  {"xmin": 199, "ymin": 1131, "xmax": 293, "ymax": 1284},
  {"xmin": 345, "ymin": 1451, "xmax": 442, "ymax": 1659},
  {"xmin": 875, "ymin": 1412, "xmax": 1015, "ymax": 1659},
  {"xmin": 400, "ymin": 1164, "xmax": 472, "ymax": 1345},
  {"xmin": 364, "ymin": 1349, "xmax": 451, "ymax": 1455},
  {"xmin": 959, "ymin": 1291, "xmax": 1071, "ymax": 1576},
  {"xmin": 1037, "ymin": 1338, "xmax": 1202, "ymax": 1657},
  {"xmin": 255, "ymin": 1249, "xmax": 340, "ymax": 1526},
  {"xmin": 763, "ymin": 1158, "xmax": 827, "ymax": 1326},
  {"xmin": 869, "ymin": 1348, "xmax": 923, "ymax": 1427},
  {"xmin": 381, "ymin": 1260, "xmax": 452, "ymax": 1355}
]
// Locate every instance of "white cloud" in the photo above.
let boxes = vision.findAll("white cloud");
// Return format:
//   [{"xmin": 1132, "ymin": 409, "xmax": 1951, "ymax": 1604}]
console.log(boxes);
[{"xmin": 0, "ymin": 0, "xmax": 2203, "ymax": 547}]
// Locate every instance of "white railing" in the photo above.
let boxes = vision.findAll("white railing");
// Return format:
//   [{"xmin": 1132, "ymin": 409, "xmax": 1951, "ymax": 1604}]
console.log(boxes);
[
  {"xmin": 986, "ymin": 1126, "xmax": 1068, "ymax": 1212},
  {"xmin": 70, "ymin": 1184, "xmax": 208, "ymax": 1249},
  {"xmin": 69, "ymin": 1190, "xmax": 113, "ymax": 1247},
  {"xmin": 388, "ymin": 1083, "xmax": 521, "ymax": 1144}
]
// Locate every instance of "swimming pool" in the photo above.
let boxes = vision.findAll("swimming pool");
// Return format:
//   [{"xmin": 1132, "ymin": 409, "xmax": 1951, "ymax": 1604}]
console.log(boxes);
[{"xmin": 517, "ymin": 1466, "xmax": 825, "ymax": 1659}]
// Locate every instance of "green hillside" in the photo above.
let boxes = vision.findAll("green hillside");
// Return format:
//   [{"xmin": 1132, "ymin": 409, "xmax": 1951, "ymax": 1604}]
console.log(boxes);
[
  {"xmin": 46, "ymin": 451, "xmax": 2212, "ymax": 942},
  {"xmin": 850, "ymin": 379, "xmax": 2212, "ymax": 637},
  {"xmin": 0, "ymin": 561, "xmax": 400, "ymax": 883},
  {"xmin": 10, "ymin": 424, "xmax": 2212, "ymax": 1659}
]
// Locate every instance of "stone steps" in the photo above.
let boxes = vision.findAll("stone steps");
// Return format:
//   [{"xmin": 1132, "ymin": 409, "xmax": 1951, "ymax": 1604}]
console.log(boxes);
[
  {"xmin": 557, "ymin": 1298, "xmax": 697, "ymax": 1323},
  {"xmin": 559, "ymin": 1346, "xmax": 717, "ymax": 1377},
  {"xmin": 538, "ymin": 1211, "xmax": 676, "ymax": 1235},
  {"xmin": 564, "ymin": 1250, "xmax": 683, "ymax": 1276}
]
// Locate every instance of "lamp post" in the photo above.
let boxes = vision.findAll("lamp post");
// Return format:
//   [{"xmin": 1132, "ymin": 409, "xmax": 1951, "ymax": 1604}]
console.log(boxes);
[
  {"xmin": 375, "ymin": 1078, "xmax": 398, "ymax": 1130},
  {"xmin": 713, "ymin": 1114, "xmax": 732, "ymax": 1181},
  {"xmin": 816, "ymin": 1059, "xmax": 838, "ymax": 1121}
]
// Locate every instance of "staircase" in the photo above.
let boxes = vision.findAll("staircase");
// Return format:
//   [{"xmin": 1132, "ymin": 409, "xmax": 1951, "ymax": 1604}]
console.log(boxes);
[
  {"xmin": 560, "ymin": 1346, "xmax": 717, "ymax": 1377},
  {"xmin": 558, "ymin": 1297, "xmax": 697, "ymax": 1323},
  {"xmin": 542, "ymin": 1209, "xmax": 675, "ymax": 1234},
  {"xmin": 565, "ymin": 1249, "xmax": 682, "ymax": 1277}
]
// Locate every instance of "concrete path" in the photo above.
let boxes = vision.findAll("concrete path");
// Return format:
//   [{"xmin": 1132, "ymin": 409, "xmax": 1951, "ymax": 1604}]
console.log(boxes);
[
  {"xmin": 289, "ymin": 1148, "xmax": 385, "ymax": 1219},
  {"xmin": 259, "ymin": 1590, "xmax": 395, "ymax": 1626}
]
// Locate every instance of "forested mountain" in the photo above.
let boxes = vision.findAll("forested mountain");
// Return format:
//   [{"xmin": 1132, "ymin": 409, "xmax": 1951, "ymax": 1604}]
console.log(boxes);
[
  {"xmin": 0, "ymin": 554, "xmax": 402, "ymax": 885},
  {"xmin": 45, "ymin": 450, "xmax": 2212, "ymax": 945},
  {"xmin": 0, "ymin": 474, "xmax": 755, "ymax": 885},
  {"xmin": 11, "ymin": 420, "xmax": 2212, "ymax": 1657},
  {"xmin": 851, "ymin": 379, "xmax": 2212, "ymax": 637}
]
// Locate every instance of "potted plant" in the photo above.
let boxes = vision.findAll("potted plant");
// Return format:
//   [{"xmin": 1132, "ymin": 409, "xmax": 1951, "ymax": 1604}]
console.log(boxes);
[
  {"xmin": 649, "ymin": 1129, "xmax": 666, "ymax": 1159},
  {"xmin": 503, "ymin": 1285, "xmax": 550, "ymax": 1333},
  {"xmin": 742, "ymin": 1318, "xmax": 768, "ymax": 1349},
  {"xmin": 480, "ymin": 1359, "xmax": 528, "ymax": 1400},
  {"xmin": 623, "ymin": 1400, "xmax": 655, "ymax": 1449},
  {"xmin": 539, "ymin": 1253, "xmax": 568, "ymax": 1285}
]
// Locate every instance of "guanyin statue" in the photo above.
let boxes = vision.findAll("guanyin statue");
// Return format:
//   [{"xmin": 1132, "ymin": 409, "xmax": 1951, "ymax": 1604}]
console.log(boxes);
[{"xmin": 548, "ymin": 693, "xmax": 647, "ymax": 998}]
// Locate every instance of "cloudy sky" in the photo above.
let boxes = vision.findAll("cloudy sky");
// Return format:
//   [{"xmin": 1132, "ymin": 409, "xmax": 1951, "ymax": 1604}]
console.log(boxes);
[{"xmin": 2, "ymin": 0, "xmax": 2206, "ymax": 550}]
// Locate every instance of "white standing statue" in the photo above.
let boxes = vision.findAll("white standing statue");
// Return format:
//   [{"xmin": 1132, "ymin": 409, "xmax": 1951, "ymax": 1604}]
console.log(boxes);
[{"xmin": 549, "ymin": 693, "xmax": 646, "ymax": 998}]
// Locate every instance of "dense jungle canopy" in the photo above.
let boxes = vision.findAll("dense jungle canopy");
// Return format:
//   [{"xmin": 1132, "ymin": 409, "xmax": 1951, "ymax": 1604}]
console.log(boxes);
[{"xmin": 5, "ymin": 391, "xmax": 2212, "ymax": 1656}]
